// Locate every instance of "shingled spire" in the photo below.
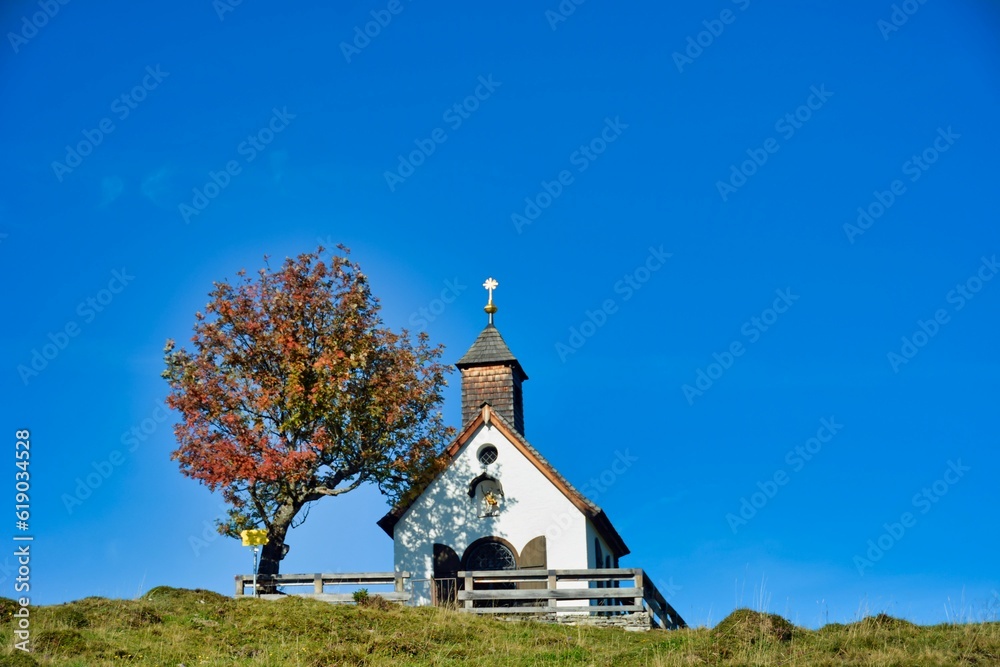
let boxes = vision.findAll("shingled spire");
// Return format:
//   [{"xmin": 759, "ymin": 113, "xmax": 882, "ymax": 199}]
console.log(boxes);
[{"xmin": 455, "ymin": 278, "xmax": 527, "ymax": 435}]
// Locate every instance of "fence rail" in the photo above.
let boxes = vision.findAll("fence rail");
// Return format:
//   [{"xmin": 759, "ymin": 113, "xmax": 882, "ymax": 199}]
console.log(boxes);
[
  {"xmin": 234, "ymin": 571, "xmax": 410, "ymax": 602},
  {"xmin": 456, "ymin": 568, "xmax": 685, "ymax": 629},
  {"xmin": 231, "ymin": 567, "xmax": 684, "ymax": 629}
]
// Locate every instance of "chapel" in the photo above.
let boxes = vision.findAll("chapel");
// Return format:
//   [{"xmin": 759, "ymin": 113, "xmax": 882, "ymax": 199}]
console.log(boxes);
[{"xmin": 377, "ymin": 278, "xmax": 631, "ymax": 606}]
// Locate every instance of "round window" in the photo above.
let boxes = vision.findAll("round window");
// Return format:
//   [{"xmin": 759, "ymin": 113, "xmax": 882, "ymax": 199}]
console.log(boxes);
[{"xmin": 477, "ymin": 445, "xmax": 498, "ymax": 465}]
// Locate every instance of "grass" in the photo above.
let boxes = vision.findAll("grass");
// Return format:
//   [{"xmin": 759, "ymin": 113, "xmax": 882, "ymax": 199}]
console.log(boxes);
[{"xmin": 1, "ymin": 587, "xmax": 998, "ymax": 666}]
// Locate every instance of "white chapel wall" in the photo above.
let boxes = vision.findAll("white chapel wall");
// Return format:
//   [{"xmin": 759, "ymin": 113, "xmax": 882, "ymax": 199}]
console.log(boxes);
[
  {"xmin": 392, "ymin": 421, "xmax": 589, "ymax": 605},
  {"xmin": 585, "ymin": 519, "xmax": 615, "ymax": 569}
]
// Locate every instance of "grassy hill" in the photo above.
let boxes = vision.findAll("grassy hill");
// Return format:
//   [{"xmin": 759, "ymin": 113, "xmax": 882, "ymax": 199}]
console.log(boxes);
[{"xmin": 1, "ymin": 588, "xmax": 998, "ymax": 666}]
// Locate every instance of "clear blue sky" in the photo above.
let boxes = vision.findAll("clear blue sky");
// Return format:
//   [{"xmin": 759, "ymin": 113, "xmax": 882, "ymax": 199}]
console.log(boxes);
[{"xmin": 3, "ymin": 0, "xmax": 998, "ymax": 628}]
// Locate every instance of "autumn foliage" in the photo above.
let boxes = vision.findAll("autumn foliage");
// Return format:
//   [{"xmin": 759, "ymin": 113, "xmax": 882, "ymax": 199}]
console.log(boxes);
[{"xmin": 162, "ymin": 246, "xmax": 453, "ymax": 577}]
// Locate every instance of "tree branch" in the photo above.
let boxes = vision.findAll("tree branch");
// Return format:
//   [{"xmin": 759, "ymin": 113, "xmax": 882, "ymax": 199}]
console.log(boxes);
[{"xmin": 305, "ymin": 476, "xmax": 363, "ymax": 502}]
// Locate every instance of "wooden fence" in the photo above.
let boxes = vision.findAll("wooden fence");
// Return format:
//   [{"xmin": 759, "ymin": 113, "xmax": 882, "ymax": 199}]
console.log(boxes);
[
  {"xmin": 232, "ymin": 568, "xmax": 684, "ymax": 630},
  {"xmin": 234, "ymin": 571, "xmax": 410, "ymax": 603},
  {"xmin": 456, "ymin": 568, "xmax": 686, "ymax": 630},
  {"xmin": 457, "ymin": 568, "xmax": 687, "ymax": 630}
]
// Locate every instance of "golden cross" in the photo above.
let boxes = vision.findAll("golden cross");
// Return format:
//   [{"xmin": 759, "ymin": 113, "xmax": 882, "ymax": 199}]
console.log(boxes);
[
  {"xmin": 483, "ymin": 277, "xmax": 498, "ymax": 304},
  {"xmin": 483, "ymin": 277, "xmax": 498, "ymax": 324}
]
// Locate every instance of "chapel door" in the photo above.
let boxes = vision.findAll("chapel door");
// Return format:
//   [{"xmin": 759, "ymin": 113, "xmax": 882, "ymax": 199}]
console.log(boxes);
[
  {"xmin": 518, "ymin": 536, "xmax": 547, "ymax": 590},
  {"xmin": 432, "ymin": 544, "xmax": 460, "ymax": 607}
]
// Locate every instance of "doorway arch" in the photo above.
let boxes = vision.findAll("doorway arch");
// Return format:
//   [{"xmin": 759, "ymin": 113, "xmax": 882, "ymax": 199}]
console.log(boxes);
[
  {"xmin": 463, "ymin": 536, "xmax": 518, "ymax": 571},
  {"xmin": 462, "ymin": 537, "xmax": 519, "ymax": 607}
]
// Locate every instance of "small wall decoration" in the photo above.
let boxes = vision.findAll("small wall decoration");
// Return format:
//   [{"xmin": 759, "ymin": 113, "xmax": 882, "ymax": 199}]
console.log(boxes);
[
  {"xmin": 468, "ymin": 474, "xmax": 504, "ymax": 517},
  {"xmin": 483, "ymin": 490, "xmax": 500, "ymax": 516}
]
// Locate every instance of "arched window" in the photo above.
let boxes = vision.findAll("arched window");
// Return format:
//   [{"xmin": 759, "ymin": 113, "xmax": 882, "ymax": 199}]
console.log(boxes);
[
  {"xmin": 465, "ymin": 541, "xmax": 517, "ymax": 571},
  {"xmin": 462, "ymin": 537, "xmax": 519, "ymax": 608}
]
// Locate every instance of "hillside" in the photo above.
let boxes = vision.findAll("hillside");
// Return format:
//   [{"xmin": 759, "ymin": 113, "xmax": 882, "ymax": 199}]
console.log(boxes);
[{"xmin": 1, "ymin": 588, "xmax": 998, "ymax": 666}]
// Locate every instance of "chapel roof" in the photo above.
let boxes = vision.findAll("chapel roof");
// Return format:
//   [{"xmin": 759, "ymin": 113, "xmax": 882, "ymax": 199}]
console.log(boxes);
[
  {"xmin": 376, "ymin": 404, "xmax": 629, "ymax": 557},
  {"xmin": 455, "ymin": 324, "xmax": 527, "ymax": 378}
]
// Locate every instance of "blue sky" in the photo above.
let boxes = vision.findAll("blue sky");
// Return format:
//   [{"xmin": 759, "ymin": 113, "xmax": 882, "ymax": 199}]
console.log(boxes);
[{"xmin": 3, "ymin": 0, "xmax": 998, "ymax": 628}]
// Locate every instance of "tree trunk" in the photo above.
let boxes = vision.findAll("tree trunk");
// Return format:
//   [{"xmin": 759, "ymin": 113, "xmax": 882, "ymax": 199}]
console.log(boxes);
[{"xmin": 255, "ymin": 504, "xmax": 297, "ymax": 594}]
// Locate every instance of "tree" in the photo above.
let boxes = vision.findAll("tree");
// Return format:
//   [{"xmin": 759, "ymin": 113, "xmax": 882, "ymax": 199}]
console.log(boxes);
[{"xmin": 162, "ymin": 246, "xmax": 453, "ymax": 581}]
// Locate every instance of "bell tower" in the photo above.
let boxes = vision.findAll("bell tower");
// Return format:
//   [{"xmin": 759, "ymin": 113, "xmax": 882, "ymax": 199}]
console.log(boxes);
[{"xmin": 455, "ymin": 278, "xmax": 527, "ymax": 435}]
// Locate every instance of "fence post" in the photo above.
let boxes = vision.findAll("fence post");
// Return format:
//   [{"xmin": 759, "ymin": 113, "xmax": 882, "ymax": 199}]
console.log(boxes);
[
  {"xmin": 547, "ymin": 572, "xmax": 558, "ymax": 608},
  {"xmin": 633, "ymin": 569, "xmax": 644, "ymax": 609},
  {"xmin": 464, "ymin": 573, "xmax": 474, "ymax": 609},
  {"xmin": 313, "ymin": 573, "xmax": 323, "ymax": 595},
  {"xmin": 235, "ymin": 575, "xmax": 243, "ymax": 597}
]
